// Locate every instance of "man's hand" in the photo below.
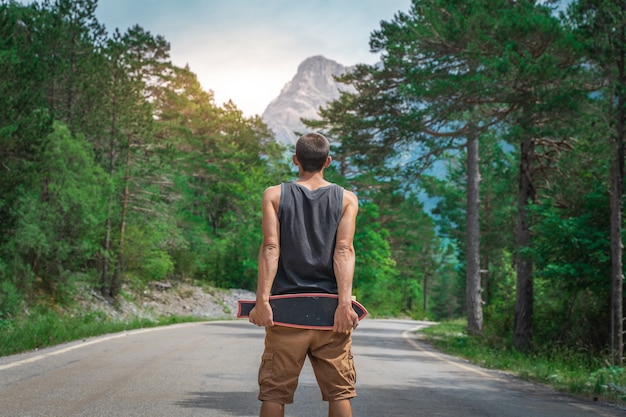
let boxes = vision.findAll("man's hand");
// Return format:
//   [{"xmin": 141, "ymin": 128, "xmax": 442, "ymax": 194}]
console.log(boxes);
[
  {"xmin": 333, "ymin": 303, "xmax": 359, "ymax": 333},
  {"xmin": 249, "ymin": 301, "xmax": 274, "ymax": 328}
]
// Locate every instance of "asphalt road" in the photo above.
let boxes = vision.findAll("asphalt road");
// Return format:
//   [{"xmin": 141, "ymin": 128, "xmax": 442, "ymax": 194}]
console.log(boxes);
[{"xmin": 0, "ymin": 319, "xmax": 623, "ymax": 416}]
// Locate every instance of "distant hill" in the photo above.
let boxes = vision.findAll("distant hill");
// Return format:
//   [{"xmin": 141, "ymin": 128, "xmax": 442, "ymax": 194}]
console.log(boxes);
[{"xmin": 261, "ymin": 55, "xmax": 354, "ymax": 146}]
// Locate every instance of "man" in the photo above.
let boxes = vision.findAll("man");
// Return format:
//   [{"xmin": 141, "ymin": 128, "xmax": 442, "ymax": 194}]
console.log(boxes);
[{"xmin": 249, "ymin": 132, "xmax": 360, "ymax": 417}]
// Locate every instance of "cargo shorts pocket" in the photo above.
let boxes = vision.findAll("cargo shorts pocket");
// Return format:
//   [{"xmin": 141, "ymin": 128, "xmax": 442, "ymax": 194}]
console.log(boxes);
[
  {"xmin": 347, "ymin": 350, "xmax": 356, "ymax": 384},
  {"xmin": 258, "ymin": 352, "xmax": 274, "ymax": 387}
]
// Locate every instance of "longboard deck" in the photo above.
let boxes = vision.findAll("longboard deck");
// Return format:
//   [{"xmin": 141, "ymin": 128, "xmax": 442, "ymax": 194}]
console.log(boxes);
[{"xmin": 237, "ymin": 293, "xmax": 367, "ymax": 330}]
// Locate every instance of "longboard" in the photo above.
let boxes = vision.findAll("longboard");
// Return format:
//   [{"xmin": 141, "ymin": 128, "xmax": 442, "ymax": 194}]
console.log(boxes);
[{"xmin": 237, "ymin": 293, "xmax": 368, "ymax": 330}]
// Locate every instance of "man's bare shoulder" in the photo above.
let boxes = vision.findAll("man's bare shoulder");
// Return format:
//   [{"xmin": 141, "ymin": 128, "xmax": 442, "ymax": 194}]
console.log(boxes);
[
  {"xmin": 342, "ymin": 189, "xmax": 358, "ymax": 212},
  {"xmin": 264, "ymin": 184, "xmax": 281, "ymax": 195},
  {"xmin": 263, "ymin": 184, "xmax": 282, "ymax": 205},
  {"xmin": 343, "ymin": 189, "xmax": 358, "ymax": 203}
]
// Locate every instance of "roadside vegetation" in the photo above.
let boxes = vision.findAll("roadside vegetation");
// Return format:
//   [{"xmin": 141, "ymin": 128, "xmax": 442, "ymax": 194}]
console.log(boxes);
[
  {"xmin": 0, "ymin": 306, "xmax": 197, "ymax": 358},
  {"xmin": 0, "ymin": 286, "xmax": 206, "ymax": 357},
  {"xmin": 420, "ymin": 320, "xmax": 626, "ymax": 407}
]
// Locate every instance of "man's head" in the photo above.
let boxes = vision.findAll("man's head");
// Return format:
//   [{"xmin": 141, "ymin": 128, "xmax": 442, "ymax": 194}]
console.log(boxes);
[{"xmin": 294, "ymin": 133, "xmax": 331, "ymax": 173}]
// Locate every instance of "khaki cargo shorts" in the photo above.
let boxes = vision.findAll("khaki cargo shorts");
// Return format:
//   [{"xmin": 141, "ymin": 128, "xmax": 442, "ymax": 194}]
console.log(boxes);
[{"xmin": 258, "ymin": 326, "xmax": 356, "ymax": 404}]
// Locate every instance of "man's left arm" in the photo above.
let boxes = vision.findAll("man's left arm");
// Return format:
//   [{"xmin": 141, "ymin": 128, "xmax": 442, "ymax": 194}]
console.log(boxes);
[{"xmin": 333, "ymin": 190, "xmax": 359, "ymax": 333}]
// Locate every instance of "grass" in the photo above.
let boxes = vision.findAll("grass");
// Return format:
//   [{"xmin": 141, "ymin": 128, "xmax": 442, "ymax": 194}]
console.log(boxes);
[
  {"xmin": 0, "ymin": 306, "xmax": 202, "ymax": 358},
  {"xmin": 418, "ymin": 319, "xmax": 626, "ymax": 406}
]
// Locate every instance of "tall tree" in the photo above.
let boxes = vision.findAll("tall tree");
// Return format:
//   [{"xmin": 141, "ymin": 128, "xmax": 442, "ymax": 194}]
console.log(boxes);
[
  {"xmin": 88, "ymin": 25, "xmax": 168, "ymax": 297},
  {"xmin": 567, "ymin": 0, "xmax": 626, "ymax": 364},
  {"xmin": 420, "ymin": 133, "xmax": 518, "ymax": 323},
  {"xmin": 465, "ymin": 131, "xmax": 483, "ymax": 334},
  {"xmin": 110, "ymin": 25, "xmax": 170, "ymax": 294},
  {"xmin": 34, "ymin": 0, "xmax": 105, "ymax": 128},
  {"xmin": 0, "ymin": 1, "xmax": 53, "ymax": 239}
]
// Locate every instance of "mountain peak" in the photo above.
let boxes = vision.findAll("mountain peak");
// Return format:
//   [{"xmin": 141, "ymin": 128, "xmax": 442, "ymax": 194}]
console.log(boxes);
[
  {"xmin": 262, "ymin": 56, "xmax": 354, "ymax": 145},
  {"xmin": 297, "ymin": 55, "xmax": 342, "ymax": 71}
]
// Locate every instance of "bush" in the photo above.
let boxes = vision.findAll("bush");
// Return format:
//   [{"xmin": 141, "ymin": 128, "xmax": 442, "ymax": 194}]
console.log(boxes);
[{"xmin": 0, "ymin": 280, "xmax": 22, "ymax": 320}]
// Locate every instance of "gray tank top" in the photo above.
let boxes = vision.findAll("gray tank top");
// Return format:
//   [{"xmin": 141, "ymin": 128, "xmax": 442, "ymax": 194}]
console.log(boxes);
[{"xmin": 271, "ymin": 181, "xmax": 344, "ymax": 295}]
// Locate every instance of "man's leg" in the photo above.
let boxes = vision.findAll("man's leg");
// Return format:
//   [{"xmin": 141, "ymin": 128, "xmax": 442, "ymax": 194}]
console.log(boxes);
[
  {"xmin": 309, "ymin": 331, "xmax": 356, "ymax": 416},
  {"xmin": 258, "ymin": 328, "xmax": 311, "ymax": 415},
  {"xmin": 329, "ymin": 399, "xmax": 352, "ymax": 417},
  {"xmin": 260, "ymin": 401, "xmax": 284, "ymax": 417}
]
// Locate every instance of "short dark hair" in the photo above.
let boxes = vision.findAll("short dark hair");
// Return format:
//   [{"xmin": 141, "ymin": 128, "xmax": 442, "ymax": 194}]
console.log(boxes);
[{"xmin": 295, "ymin": 133, "xmax": 330, "ymax": 172}]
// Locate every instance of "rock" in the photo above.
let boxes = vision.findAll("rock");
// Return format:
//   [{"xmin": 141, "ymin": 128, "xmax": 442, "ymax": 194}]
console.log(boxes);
[{"xmin": 148, "ymin": 281, "xmax": 172, "ymax": 291}]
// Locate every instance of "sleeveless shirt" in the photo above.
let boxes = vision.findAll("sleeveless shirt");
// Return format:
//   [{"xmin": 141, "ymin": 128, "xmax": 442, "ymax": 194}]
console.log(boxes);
[{"xmin": 271, "ymin": 181, "xmax": 344, "ymax": 295}]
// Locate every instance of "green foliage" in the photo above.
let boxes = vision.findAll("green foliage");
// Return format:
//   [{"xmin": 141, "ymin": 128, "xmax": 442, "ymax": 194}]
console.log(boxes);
[
  {"xmin": 0, "ymin": 280, "xmax": 22, "ymax": 321},
  {"xmin": 7, "ymin": 122, "xmax": 107, "ymax": 296},
  {"xmin": 122, "ymin": 225, "xmax": 176, "ymax": 282},
  {"xmin": 588, "ymin": 367, "xmax": 626, "ymax": 401},
  {"xmin": 0, "ymin": 2, "xmax": 54, "ymax": 249},
  {"xmin": 352, "ymin": 201, "xmax": 403, "ymax": 316},
  {"xmin": 481, "ymin": 251, "xmax": 517, "ymax": 338},
  {"xmin": 0, "ymin": 1, "xmax": 290, "ymax": 304},
  {"xmin": 530, "ymin": 186, "xmax": 611, "ymax": 350},
  {"xmin": 420, "ymin": 320, "xmax": 626, "ymax": 403}
]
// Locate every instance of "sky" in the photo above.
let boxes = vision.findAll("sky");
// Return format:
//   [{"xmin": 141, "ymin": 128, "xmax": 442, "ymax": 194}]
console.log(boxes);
[{"xmin": 95, "ymin": 0, "xmax": 412, "ymax": 117}]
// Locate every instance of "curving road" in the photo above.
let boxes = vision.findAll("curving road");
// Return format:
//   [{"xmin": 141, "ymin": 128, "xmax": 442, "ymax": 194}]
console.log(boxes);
[{"xmin": 0, "ymin": 319, "xmax": 623, "ymax": 416}]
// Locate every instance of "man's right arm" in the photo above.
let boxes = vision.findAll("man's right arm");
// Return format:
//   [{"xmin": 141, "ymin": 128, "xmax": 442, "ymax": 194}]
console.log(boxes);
[{"xmin": 249, "ymin": 185, "xmax": 281, "ymax": 327}]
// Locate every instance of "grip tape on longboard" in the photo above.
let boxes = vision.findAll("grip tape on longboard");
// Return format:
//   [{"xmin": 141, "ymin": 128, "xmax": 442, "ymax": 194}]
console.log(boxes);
[{"xmin": 237, "ymin": 293, "xmax": 367, "ymax": 330}]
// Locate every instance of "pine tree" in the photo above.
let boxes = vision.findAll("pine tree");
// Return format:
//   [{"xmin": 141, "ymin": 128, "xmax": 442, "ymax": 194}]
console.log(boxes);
[{"xmin": 567, "ymin": 0, "xmax": 626, "ymax": 364}]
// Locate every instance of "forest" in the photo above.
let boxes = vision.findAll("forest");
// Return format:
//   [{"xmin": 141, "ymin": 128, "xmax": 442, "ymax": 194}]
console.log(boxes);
[{"xmin": 1, "ymin": 0, "xmax": 626, "ymax": 365}]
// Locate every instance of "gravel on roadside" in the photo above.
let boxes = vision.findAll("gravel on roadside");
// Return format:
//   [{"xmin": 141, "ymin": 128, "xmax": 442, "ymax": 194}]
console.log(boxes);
[{"xmin": 80, "ymin": 283, "xmax": 257, "ymax": 322}]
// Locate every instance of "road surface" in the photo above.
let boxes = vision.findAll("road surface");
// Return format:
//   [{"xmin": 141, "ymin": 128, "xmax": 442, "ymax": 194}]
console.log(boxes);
[{"xmin": 0, "ymin": 319, "xmax": 623, "ymax": 416}]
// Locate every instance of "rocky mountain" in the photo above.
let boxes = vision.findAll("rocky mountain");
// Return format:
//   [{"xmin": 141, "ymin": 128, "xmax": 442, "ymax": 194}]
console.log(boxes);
[{"xmin": 262, "ymin": 55, "xmax": 355, "ymax": 146}]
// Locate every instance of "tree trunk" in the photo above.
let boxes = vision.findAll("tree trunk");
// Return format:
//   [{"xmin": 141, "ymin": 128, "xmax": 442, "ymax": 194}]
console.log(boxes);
[
  {"xmin": 423, "ymin": 274, "xmax": 428, "ymax": 312},
  {"xmin": 610, "ymin": 103, "xmax": 625, "ymax": 365},
  {"xmin": 100, "ymin": 170, "xmax": 114, "ymax": 297},
  {"xmin": 609, "ymin": 5, "xmax": 626, "ymax": 367},
  {"xmin": 101, "ymin": 107, "xmax": 117, "ymax": 298},
  {"xmin": 466, "ymin": 134, "xmax": 483, "ymax": 335},
  {"xmin": 111, "ymin": 143, "xmax": 131, "ymax": 297},
  {"xmin": 513, "ymin": 136, "xmax": 535, "ymax": 352}
]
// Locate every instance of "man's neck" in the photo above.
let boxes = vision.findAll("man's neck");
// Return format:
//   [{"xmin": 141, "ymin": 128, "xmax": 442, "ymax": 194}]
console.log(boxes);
[{"xmin": 296, "ymin": 170, "xmax": 331, "ymax": 191}]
